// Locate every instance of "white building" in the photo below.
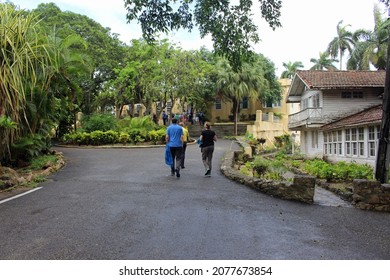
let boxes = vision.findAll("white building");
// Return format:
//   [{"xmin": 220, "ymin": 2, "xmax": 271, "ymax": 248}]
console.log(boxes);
[{"xmin": 287, "ymin": 70, "xmax": 385, "ymax": 167}]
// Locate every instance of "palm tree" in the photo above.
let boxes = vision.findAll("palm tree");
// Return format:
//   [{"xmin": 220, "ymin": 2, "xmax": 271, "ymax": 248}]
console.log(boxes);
[
  {"xmin": 35, "ymin": 31, "xmax": 92, "ymax": 135},
  {"xmin": 215, "ymin": 57, "xmax": 266, "ymax": 135},
  {"xmin": 327, "ymin": 20, "xmax": 354, "ymax": 70},
  {"xmin": 310, "ymin": 52, "xmax": 339, "ymax": 70},
  {"xmin": 347, "ymin": 5, "xmax": 389, "ymax": 70},
  {"xmin": 280, "ymin": 61, "xmax": 304, "ymax": 79}
]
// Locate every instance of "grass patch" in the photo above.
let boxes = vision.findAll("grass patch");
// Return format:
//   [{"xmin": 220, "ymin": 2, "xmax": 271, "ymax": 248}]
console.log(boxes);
[{"xmin": 29, "ymin": 154, "xmax": 57, "ymax": 170}]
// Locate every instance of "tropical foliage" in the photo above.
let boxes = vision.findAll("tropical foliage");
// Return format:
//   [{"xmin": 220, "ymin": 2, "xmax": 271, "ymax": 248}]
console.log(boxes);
[
  {"xmin": 310, "ymin": 52, "xmax": 338, "ymax": 70},
  {"xmin": 326, "ymin": 20, "xmax": 354, "ymax": 70},
  {"xmin": 215, "ymin": 55, "xmax": 281, "ymax": 135},
  {"xmin": 280, "ymin": 61, "xmax": 304, "ymax": 79},
  {"xmin": 321, "ymin": 4, "xmax": 389, "ymax": 71},
  {"xmin": 63, "ymin": 116, "xmax": 166, "ymax": 146},
  {"xmin": 347, "ymin": 5, "xmax": 390, "ymax": 70},
  {"xmin": 124, "ymin": 0, "xmax": 283, "ymax": 72}
]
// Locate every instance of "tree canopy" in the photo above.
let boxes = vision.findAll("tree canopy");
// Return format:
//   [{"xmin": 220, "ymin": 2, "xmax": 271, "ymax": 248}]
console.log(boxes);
[{"xmin": 124, "ymin": 0, "xmax": 282, "ymax": 71}]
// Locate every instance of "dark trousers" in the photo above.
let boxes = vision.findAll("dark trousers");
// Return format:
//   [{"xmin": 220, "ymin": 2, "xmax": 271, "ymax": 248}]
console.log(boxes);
[
  {"xmin": 170, "ymin": 146, "xmax": 183, "ymax": 172},
  {"xmin": 201, "ymin": 145, "xmax": 214, "ymax": 171},
  {"xmin": 181, "ymin": 142, "xmax": 187, "ymax": 168}
]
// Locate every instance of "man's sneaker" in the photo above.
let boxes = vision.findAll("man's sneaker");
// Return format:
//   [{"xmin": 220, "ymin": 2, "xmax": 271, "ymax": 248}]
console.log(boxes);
[
  {"xmin": 176, "ymin": 169, "xmax": 180, "ymax": 178},
  {"xmin": 205, "ymin": 170, "xmax": 211, "ymax": 177},
  {"xmin": 171, "ymin": 169, "xmax": 175, "ymax": 176}
]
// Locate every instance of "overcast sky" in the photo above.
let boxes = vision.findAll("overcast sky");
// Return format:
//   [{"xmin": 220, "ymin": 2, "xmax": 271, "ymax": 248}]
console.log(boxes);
[{"xmin": 5, "ymin": 0, "xmax": 384, "ymax": 76}]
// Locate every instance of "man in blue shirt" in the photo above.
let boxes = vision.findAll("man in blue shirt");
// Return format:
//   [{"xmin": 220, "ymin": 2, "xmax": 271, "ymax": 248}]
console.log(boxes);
[{"xmin": 166, "ymin": 118, "xmax": 183, "ymax": 178}]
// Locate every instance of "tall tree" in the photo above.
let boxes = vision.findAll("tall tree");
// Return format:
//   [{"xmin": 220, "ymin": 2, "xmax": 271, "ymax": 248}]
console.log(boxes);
[
  {"xmin": 124, "ymin": 0, "xmax": 282, "ymax": 72},
  {"xmin": 327, "ymin": 20, "xmax": 354, "ymax": 70},
  {"xmin": 33, "ymin": 3, "xmax": 127, "ymax": 115},
  {"xmin": 280, "ymin": 61, "xmax": 304, "ymax": 79},
  {"xmin": 43, "ymin": 32, "xmax": 92, "ymax": 135},
  {"xmin": 310, "ymin": 52, "xmax": 338, "ymax": 70},
  {"xmin": 347, "ymin": 5, "xmax": 389, "ymax": 70},
  {"xmin": 215, "ymin": 55, "xmax": 279, "ymax": 135}
]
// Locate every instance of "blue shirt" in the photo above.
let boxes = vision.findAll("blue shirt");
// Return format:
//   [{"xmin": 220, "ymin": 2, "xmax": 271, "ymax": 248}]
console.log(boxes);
[{"xmin": 166, "ymin": 124, "xmax": 183, "ymax": 147}]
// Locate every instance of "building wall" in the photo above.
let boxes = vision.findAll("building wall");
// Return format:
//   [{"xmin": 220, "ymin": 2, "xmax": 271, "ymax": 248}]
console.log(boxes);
[
  {"xmin": 207, "ymin": 79, "xmax": 292, "ymax": 126},
  {"xmin": 320, "ymin": 89, "xmax": 382, "ymax": 121},
  {"xmin": 299, "ymin": 130, "xmax": 323, "ymax": 158},
  {"xmin": 295, "ymin": 88, "xmax": 382, "ymax": 160},
  {"xmin": 247, "ymin": 111, "xmax": 287, "ymax": 147}
]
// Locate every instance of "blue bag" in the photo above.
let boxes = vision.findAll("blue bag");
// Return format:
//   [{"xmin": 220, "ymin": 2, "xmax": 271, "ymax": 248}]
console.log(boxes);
[
  {"xmin": 165, "ymin": 144, "xmax": 173, "ymax": 166},
  {"xmin": 196, "ymin": 137, "xmax": 203, "ymax": 147}
]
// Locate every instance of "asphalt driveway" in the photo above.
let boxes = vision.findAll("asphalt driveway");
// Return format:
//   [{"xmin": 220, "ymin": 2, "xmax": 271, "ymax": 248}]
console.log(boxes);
[{"xmin": 0, "ymin": 139, "xmax": 390, "ymax": 260}]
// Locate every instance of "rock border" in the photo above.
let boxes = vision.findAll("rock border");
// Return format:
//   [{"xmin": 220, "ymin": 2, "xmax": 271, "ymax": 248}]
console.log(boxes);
[
  {"xmin": 220, "ymin": 150, "xmax": 315, "ymax": 204},
  {"xmin": 0, "ymin": 151, "xmax": 65, "ymax": 197}
]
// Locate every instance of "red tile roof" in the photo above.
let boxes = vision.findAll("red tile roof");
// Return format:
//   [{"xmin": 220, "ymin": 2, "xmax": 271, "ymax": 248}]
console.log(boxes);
[
  {"xmin": 321, "ymin": 105, "xmax": 383, "ymax": 131},
  {"xmin": 295, "ymin": 70, "xmax": 386, "ymax": 89}
]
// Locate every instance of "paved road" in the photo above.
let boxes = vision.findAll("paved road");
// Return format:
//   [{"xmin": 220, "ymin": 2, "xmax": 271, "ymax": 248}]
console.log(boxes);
[{"xmin": 0, "ymin": 140, "xmax": 390, "ymax": 260}]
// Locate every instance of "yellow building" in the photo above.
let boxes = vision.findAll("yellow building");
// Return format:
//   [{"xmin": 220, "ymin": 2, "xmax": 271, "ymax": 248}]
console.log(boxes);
[{"xmin": 207, "ymin": 78, "xmax": 298, "ymax": 145}]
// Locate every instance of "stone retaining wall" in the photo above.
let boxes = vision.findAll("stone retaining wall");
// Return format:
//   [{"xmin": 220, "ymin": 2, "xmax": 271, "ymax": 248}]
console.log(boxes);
[
  {"xmin": 352, "ymin": 179, "xmax": 390, "ymax": 212},
  {"xmin": 220, "ymin": 151, "xmax": 315, "ymax": 204}
]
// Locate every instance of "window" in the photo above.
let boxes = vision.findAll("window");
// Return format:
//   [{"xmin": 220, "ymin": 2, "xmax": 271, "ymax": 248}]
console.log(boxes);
[
  {"xmin": 368, "ymin": 126, "xmax": 380, "ymax": 157},
  {"xmin": 345, "ymin": 127, "xmax": 367, "ymax": 157},
  {"xmin": 324, "ymin": 130, "xmax": 342, "ymax": 155},
  {"xmin": 273, "ymin": 99, "xmax": 281, "ymax": 108},
  {"xmin": 215, "ymin": 100, "xmax": 222, "ymax": 110},
  {"xmin": 338, "ymin": 131, "xmax": 342, "ymax": 155},
  {"xmin": 377, "ymin": 125, "xmax": 381, "ymax": 139},
  {"xmin": 358, "ymin": 128, "xmax": 365, "ymax": 156},
  {"xmin": 313, "ymin": 93, "xmax": 320, "ymax": 108},
  {"xmin": 240, "ymin": 97, "xmax": 249, "ymax": 109},
  {"xmin": 342, "ymin": 92, "xmax": 352, "ymax": 98},
  {"xmin": 342, "ymin": 91, "xmax": 363, "ymax": 99},
  {"xmin": 263, "ymin": 98, "xmax": 281, "ymax": 108},
  {"xmin": 312, "ymin": 131, "xmax": 318, "ymax": 149},
  {"xmin": 333, "ymin": 131, "xmax": 337, "ymax": 154},
  {"xmin": 324, "ymin": 133, "xmax": 328, "ymax": 155},
  {"xmin": 345, "ymin": 129, "xmax": 351, "ymax": 156}
]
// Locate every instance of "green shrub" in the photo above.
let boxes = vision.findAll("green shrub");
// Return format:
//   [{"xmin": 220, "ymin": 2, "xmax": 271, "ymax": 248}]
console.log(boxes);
[
  {"xmin": 82, "ymin": 114, "xmax": 117, "ymax": 132},
  {"xmin": 102, "ymin": 130, "xmax": 119, "ymax": 144},
  {"xmin": 90, "ymin": 130, "xmax": 104, "ymax": 145},
  {"xmin": 11, "ymin": 134, "xmax": 50, "ymax": 162},
  {"xmin": 253, "ymin": 156, "xmax": 269, "ymax": 177},
  {"xmin": 116, "ymin": 117, "xmax": 132, "ymax": 131},
  {"xmin": 63, "ymin": 132, "xmax": 90, "ymax": 145},
  {"xmin": 303, "ymin": 159, "xmax": 374, "ymax": 181},
  {"xmin": 119, "ymin": 132, "xmax": 130, "ymax": 144},
  {"xmin": 148, "ymin": 128, "xmax": 166, "ymax": 145},
  {"xmin": 240, "ymin": 162, "xmax": 253, "ymax": 176},
  {"xmin": 0, "ymin": 116, "xmax": 17, "ymax": 129},
  {"xmin": 128, "ymin": 128, "xmax": 146, "ymax": 144},
  {"xmin": 130, "ymin": 116, "xmax": 157, "ymax": 131}
]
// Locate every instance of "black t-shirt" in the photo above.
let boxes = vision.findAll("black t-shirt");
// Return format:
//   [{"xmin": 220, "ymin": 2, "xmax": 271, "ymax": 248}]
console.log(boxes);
[{"xmin": 201, "ymin": 129, "xmax": 216, "ymax": 147}]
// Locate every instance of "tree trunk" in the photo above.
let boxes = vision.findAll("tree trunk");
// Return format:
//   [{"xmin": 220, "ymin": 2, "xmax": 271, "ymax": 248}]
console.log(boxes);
[
  {"xmin": 339, "ymin": 48, "xmax": 343, "ymax": 70},
  {"xmin": 375, "ymin": 24, "xmax": 390, "ymax": 183}
]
